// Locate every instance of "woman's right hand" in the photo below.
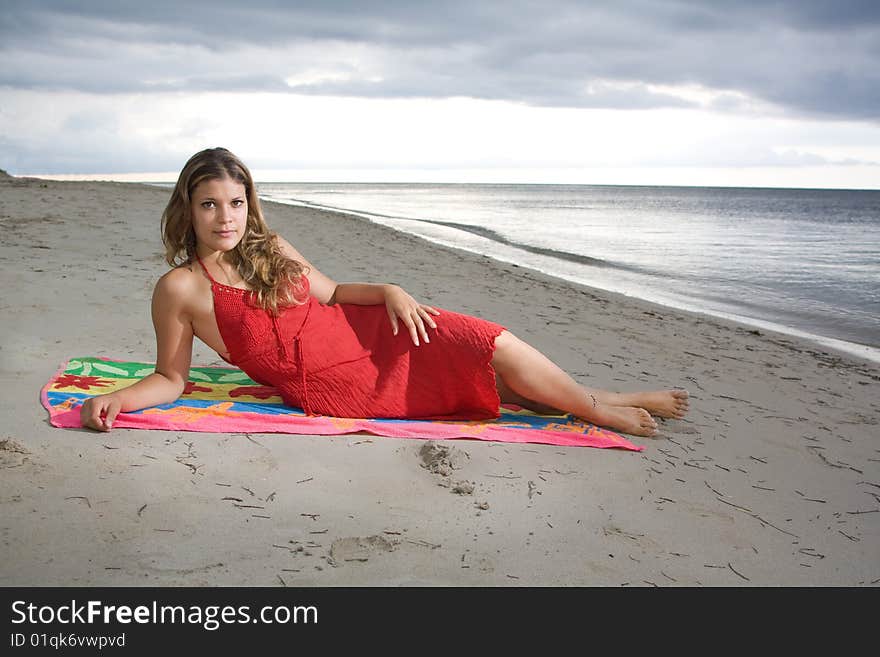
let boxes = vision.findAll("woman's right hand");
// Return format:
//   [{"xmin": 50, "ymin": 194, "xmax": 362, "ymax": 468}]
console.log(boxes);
[{"xmin": 80, "ymin": 393, "xmax": 123, "ymax": 432}]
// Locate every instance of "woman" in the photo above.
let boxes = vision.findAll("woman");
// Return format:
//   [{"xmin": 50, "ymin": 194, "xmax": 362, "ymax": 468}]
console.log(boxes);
[{"xmin": 81, "ymin": 148, "xmax": 689, "ymax": 436}]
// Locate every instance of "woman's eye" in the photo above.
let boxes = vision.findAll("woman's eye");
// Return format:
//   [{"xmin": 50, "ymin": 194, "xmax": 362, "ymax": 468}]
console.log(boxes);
[
  {"xmin": 232, "ymin": 199, "xmax": 244, "ymax": 207},
  {"xmin": 201, "ymin": 201, "xmax": 215, "ymax": 209}
]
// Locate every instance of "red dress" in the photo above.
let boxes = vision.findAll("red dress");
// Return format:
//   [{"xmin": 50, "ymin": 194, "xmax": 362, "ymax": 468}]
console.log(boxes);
[{"xmin": 195, "ymin": 256, "xmax": 506, "ymax": 419}]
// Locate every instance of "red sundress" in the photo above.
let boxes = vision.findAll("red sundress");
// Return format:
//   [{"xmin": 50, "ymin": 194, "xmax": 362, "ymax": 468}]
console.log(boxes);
[{"xmin": 195, "ymin": 256, "xmax": 506, "ymax": 419}]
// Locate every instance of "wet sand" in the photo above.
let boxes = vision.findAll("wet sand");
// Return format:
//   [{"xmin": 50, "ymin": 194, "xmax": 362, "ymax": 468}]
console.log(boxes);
[{"xmin": 1, "ymin": 174, "xmax": 877, "ymax": 586}]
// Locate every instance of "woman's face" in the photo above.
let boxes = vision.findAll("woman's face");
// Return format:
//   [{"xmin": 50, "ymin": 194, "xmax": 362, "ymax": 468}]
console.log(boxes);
[{"xmin": 190, "ymin": 176, "xmax": 248, "ymax": 256}]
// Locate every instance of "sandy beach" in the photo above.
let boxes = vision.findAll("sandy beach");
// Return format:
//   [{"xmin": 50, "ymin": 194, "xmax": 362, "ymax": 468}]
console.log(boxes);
[{"xmin": 1, "ymin": 172, "xmax": 877, "ymax": 587}]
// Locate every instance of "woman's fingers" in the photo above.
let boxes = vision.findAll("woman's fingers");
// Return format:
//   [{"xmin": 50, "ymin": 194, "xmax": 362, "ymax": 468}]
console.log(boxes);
[
  {"xmin": 418, "ymin": 306, "xmax": 438, "ymax": 329},
  {"xmin": 386, "ymin": 307, "xmax": 400, "ymax": 336},
  {"xmin": 81, "ymin": 398, "xmax": 102, "ymax": 430},
  {"xmin": 80, "ymin": 396, "xmax": 121, "ymax": 432},
  {"xmin": 411, "ymin": 306, "xmax": 435, "ymax": 344},
  {"xmin": 401, "ymin": 311, "xmax": 422, "ymax": 346},
  {"xmin": 406, "ymin": 307, "xmax": 439, "ymax": 345},
  {"xmin": 103, "ymin": 398, "xmax": 122, "ymax": 430},
  {"xmin": 415, "ymin": 311, "xmax": 429, "ymax": 344},
  {"xmin": 395, "ymin": 306, "xmax": 432, "ymax": 346},
  {"xmin": 384, "ymin": 287, "xmax": 439, "ymax": 346},
  {"xmin": 415, "ymin": 310, "xmax": 432, "ymax": 343}
]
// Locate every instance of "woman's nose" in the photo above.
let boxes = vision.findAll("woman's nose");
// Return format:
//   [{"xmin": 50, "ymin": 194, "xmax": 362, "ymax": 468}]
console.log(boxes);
[{"xmin": 217, "ymin": 204, "xmax": 234, "ymax": 220}]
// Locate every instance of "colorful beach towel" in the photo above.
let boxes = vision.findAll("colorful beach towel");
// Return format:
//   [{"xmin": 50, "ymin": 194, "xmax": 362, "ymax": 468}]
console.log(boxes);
[{"xmin": 41, "ymin": 357, "xmax": 642, "ymax": 450}]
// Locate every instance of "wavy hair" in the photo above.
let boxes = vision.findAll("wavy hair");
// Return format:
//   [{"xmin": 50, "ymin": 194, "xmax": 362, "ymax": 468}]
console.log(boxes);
[{"xmin": 161, "ymin": 147, "xmax": 307, "ymax": 314}]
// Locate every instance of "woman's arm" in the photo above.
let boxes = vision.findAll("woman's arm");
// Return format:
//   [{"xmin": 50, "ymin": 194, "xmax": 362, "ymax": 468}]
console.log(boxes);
[
  {"xmin": 277, "ymin": 236, "xmax": 440, "ymax": 346},
  {"xmin": 80, "ymin": 270, "xmax": 195, "ymax": 431}
]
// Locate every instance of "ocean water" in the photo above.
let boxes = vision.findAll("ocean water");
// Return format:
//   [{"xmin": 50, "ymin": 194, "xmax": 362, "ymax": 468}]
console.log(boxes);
[{"xmin": 255, "ymin": 183, "xmax": 880, "ymax": 361}]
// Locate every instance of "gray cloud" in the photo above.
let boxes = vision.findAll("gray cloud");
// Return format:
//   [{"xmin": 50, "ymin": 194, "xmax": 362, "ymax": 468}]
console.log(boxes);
[
  {"xmin": 1, "ymin": 1, "xmax": 878, "ymax": 120},
  {"xmin": 1, "ymin": 131, "xmax": 184, "ymax": 174}
]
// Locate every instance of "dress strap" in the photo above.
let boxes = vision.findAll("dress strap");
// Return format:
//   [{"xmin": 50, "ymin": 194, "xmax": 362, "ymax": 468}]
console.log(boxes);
[{"xmin": 193, "ymin": 253, "xmax": 219, "ymax": 285}]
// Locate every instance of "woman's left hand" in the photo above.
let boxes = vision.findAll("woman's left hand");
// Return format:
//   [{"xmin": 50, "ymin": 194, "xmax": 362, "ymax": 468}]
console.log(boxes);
[{"xmin": 384, "ymin": 284, "xmax": 440, "ymax": 346}]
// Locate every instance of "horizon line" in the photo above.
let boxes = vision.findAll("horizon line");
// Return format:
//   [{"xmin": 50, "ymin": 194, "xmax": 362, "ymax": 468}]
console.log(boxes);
[{"xmin": 13, "ymin": 172, "xmax": 880, "ymax": 193}]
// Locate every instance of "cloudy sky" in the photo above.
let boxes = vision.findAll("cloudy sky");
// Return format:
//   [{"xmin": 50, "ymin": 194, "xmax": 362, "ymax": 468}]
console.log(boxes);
[{"xmin": 2, "ymin": 0, "xmax": 879, "ymax": 187}]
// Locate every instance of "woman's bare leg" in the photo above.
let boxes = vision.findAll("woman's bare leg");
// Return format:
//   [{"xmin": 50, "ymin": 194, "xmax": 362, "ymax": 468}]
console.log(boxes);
[
  {"xmin": 494, "ymin": 374, "xmax": 565, "ymax": 416},
  {"xmin": 491, "ymin": 331, "xmax": 689, "ymax": 437}
]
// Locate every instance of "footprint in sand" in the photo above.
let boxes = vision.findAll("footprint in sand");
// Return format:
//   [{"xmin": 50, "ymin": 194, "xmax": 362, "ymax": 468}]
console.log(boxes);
[
  {"xmin": 668, "ymin": 424, "xmax": 700, "ymax": 435},
  {"xmin": 0, "ymin": 438, "xmax": 34, "ymax": 469},
  {"xmin": 418, "ymin": 443, "xmax": 475, "ymax": 495},
  {"xmin": 329, "ymin": 535, "xmax": 399, "ymax": 564},
  {"xmin": 418, "ymin": 442, "xmax": 467, "ymax": 475}
]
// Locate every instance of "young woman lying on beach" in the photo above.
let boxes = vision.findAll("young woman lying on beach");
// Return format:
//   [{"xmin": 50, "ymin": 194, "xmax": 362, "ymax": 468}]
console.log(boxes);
[{"xmin": 80, "ymin": 147, "xmax": 689, "ymax": 436}]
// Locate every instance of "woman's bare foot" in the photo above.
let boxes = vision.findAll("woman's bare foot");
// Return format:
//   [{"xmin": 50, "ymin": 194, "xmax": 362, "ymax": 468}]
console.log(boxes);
[
  {"xmin": 607, "ymin": 389, "xmax": 689, "ymax": 419},
  {"xmin": 595, "ymin": 405, "xmax": 658, "ymax": 437}
]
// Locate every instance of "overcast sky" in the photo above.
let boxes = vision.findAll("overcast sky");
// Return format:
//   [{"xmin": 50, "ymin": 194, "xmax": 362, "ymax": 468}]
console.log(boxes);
[{"xmin": 2, "ymin": 0, "xmax": 879, "ymax": 187}]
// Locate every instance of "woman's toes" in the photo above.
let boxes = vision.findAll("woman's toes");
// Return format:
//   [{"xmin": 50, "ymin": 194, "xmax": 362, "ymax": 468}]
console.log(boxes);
[{"xmin": 673, "ymin": 393, "xmax": 690, "ymax": 418}]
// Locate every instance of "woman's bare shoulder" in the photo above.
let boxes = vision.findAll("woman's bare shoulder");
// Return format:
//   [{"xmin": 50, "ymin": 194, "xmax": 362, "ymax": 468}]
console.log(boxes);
[{"xmin": 153, "ymin": 264, "xmax": 204, "ymax": 305}]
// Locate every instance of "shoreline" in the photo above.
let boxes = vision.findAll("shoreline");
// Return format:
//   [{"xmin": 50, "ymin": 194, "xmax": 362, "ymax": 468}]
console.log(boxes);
[
  {"xmin": 263, "ymin": 194, "xmax": 880, "ymax": 365},
  {"xmin": 1, "ymin": 176, "xmax": 877, "ymax": 586}
]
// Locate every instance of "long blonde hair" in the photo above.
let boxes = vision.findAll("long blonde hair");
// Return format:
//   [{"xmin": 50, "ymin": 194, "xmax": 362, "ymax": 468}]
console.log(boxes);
[{"xmin": 161, "ymin": 147, "xmax": 307, "ymax": 314}]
